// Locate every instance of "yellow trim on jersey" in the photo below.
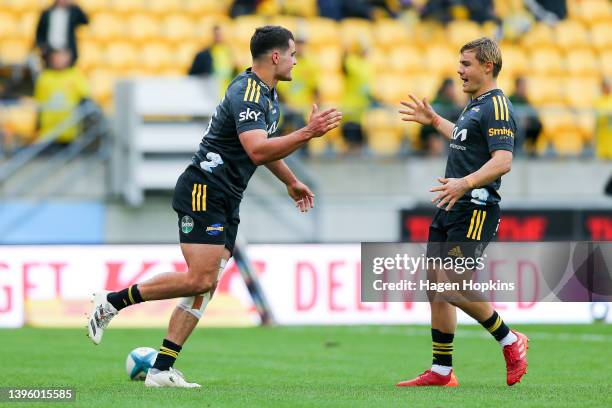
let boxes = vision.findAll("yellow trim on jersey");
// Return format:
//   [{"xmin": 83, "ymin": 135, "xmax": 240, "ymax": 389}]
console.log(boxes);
[
  {"xmin": 191, "ymin": 184, "xmax": 197, "ymax": 211},
  {"xmin": 476, "ymin": 210, "xmax": 487, "ymax": 240},
  {"xmin": 467, "ymin": 210, "xmax": 478, "ymax": 238},
  {"xmin": 201, "ymin": 184, "xmax": 207, "ymax": 211},
  {"xmin": 243, "ymin": 78, "xmax": 252, "ymax": 101},
  {"xmin": 492, "ymin": 96, "xmax": 499, "ymax": 120},
  {"xmin": 254, "ymin": 84, "xmax": 261, "ymax": 103},
  {"xmin": 502, "ymin": 96, "xmax": 509, "ymax": 122}
]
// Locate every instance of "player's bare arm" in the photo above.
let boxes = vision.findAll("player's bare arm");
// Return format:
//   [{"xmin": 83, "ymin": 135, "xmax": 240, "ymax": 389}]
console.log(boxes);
[
  {"xmin": 239, "ymin": 104, "xmax": 342, "ymax": 165},
  {"xmin": 399, "ymin": 94, "xmax": 455, "ymax": 139},
  {"xmin": 430, "ymin": 150, "xmax": 513, "ymax": 211},
  {"xmin": 265, "ymin": 159, "xmax": 315, "ymax": 212}
]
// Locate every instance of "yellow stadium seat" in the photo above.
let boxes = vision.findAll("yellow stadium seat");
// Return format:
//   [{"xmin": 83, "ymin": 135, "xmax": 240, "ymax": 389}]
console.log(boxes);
[
  {"xmin": 307, "ymin": 134, "xmax": 330, "ymax": 156},
  {"xmin": 576, "ymin": 110, "xmax": 597, "ymax": 143},
  {"xmin": 5, "ymin": 0, "xmax": 43, "ymax": 14},
  {"xmin": 140, "ymin": 43, "xmax": 173, "ymax": 72},
  {"xmin": 304, "ymin": 18, "xmax": 339, "ymax": 47},
  {"xmin": 267, "ymin": 15, "xmax": 299, "ymax": 35},
  {"xmin": 185, "ymin": 0, "xmax": 230, "ymax": 17},
  {"xmin": 317, "ymin": 73, "xmax": 344, "ymax": 105},
  {"xmin": 496, "ymin": 73, "xmax": 516, "ymax": 96},
  {"xmin": 389, "ymin": 46, "xmax": 424, "ymax": 74},
  {"xmin": 311, "ymin": 46, "xmax": 341, "ymax": 74},
  {"xmin": 446, "ymin": 20, "xmax": 482, "ymax": 49},
  {"xmin": 283, "ymin": 0, "xmax": 317, "ymax": 18},
  {"xmin": 371, "ymin": 74, "xmax": 408, "ymax": 105},
  {"xmin": 599, "ymin": 50, "xmax": 612, "ymax": 76},
  {"xmin": 363, "ymin": 108, "xmax": 404, "ymax": 155},
  {"xmin": 88, "ymin": 13, "xmax": 126, "ymax": 42},
  {"xmin": 499, "ymin": 44, "xmax": 529, "ymax": 76},
  {"xmin": 340, "ymin": 18, "xmax": 374, "ymax": 51},
  {"xmin": 575, "ymin": 0, "xmax": 611, "ymax": 24},
  {"xmin": 0, "ymin": 39, "xmax": 30, "ymax": 64},
  {"xmin": 3, "ymin": 101, "xmax": 37, "ymax": 142},
  {"xmin": 529, "ymin": 47, "xmax": 563, "ymax": 75},
  {"xmin": 16, "ymin": 11, "xmax": 37, "ymax": 43},
  {"xmin": 0, "ymin": 12, "xmax": 19, "ymax": 39},
  {"xmin": 148, "ymin": 0, "xmax": 182, "ymax": 16},
  {"xmin": 412, "ymin": 21, "xmax": 446, "ymax": 46},
  {"xmin": 424, "ymin": 45, "xmax": 458, "ymax": 76},
  {"xmin": 552, "ymin": 129, "xmax": 584, "ymax": 156},
  {"xmin": 194, "ymin": 16, "xmax": 232, "ymax": 48},
  {"xmin": 564, "ymin": 77, "xmax": 600, "ymax": 109},
  {"xmin": 88, "ymin": 69, "xmax": 116, "ymax": 109},
  {"xmin": 162, "ymin": 14, "xmax": 196, "ymax": 43},
  {"xmin": 590, "ymin": 22, "xmax": 612, "ymax": 50},
  {"xmin": 231, "ymin": 15, "xmax": 267, "ymax": 45},
  {"xmin": 109, "ymin": 0, "xmax": 144, "ymax": 14},
  {"xmin": 105, "ymin": 41, "xmax": 137, "ymax": 70},
  {"xmin": 77, "ymin": 41, "xmax": 106, "ymax": 71},
  {"xmin": 521, "ymin": 22, "xmax": 555, "ymax": 49},
  {"xmin": 373, "ymin": 19, "xmax": 410, "ymax": 49},
  {"xmin": 125, "ymin": 14, "xmax": 159, "ymax": 43},
  {"xmin": 81, "ymin": 0, "xmax": 110, "ymax": 15},
  {"xmin": 565, "ymin": 48, "xmax": 599, "ymax": 76},
  {"xmin": 554, "ymin": 20, "xmax": 589, "ymax": 50},
  {"xmin": 526, "ymin": 76, "xmax": 564, "ymax": 106},
  {"xmin": 176, "ymin": 41, "xmax": 200, "ymax": 73}
]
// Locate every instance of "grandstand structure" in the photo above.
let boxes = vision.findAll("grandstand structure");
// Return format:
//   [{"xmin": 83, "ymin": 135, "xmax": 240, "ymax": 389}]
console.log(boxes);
[{"xmin": 0, "ymin": 0, "xmax": 611, "ymax": 157}]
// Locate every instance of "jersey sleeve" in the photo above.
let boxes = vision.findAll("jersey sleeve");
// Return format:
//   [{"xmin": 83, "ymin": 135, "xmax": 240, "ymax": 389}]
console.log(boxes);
[
  {"xmin": 229, "ymin": 78, "xmax": 268, "ymax": 134},
  {"xmin": 481, "ymin": 95, "xmax": 516, "ymax": 153}
]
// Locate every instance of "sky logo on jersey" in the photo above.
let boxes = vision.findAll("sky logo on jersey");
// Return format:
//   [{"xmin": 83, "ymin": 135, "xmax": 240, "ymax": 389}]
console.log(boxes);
[
  {"xmin": 488, "ymin": 127, "xmax": 514, "ymax": 138},
  {"xmin": 239, "ymin": 108, "xmax": 262, "ymax": 122},
  {"xmin": 206, "ymin": 224, "xmax": 224, "ymax": 236}
]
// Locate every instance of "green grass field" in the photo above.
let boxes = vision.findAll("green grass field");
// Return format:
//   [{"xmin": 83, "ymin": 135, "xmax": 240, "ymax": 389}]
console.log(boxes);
[{"xmin": 1, "ymin": 325, "xmax": 611, "ymax": 407}]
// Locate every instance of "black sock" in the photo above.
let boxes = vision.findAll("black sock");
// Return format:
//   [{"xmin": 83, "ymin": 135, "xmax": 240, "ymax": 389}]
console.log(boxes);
[
  {"xmin": 152, "ymin": 339, "xmax": 182, "ymax": 371},
  {"xmin": 107, "ymin": 284, "xmax": 144, "ymax": 311},
  {"xmin": 480, "ymin": 310, "xmax": 511, "ymax": 341},
  {"xmin": 432, "ymin": 328, "xmax": 454, "ymax": 368}
]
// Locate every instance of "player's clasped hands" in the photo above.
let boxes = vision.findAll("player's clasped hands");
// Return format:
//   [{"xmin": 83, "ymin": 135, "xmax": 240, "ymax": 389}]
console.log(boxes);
[
  {"xmin": 430, "ymin": 177, "xmax": 470, "ymax": 212},
  {"xmin": 398, "ymin": 94, "xmax": 436, "ymax": 125},
  {"xmin": 306, "ymin": 104, "xmax": 342, "ymax": 137}
]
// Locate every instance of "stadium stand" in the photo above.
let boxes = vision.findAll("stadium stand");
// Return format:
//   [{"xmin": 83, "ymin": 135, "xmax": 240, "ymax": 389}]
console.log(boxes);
[{"xmin": 0, "ymin": 0, "xmax": 610, "ymax": 157}]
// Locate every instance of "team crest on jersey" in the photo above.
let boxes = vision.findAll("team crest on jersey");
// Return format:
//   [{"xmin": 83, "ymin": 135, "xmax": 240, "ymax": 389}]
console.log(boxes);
[{"xmin": 181, "ymin": 216, "xmax": 194, "ymax": 234}]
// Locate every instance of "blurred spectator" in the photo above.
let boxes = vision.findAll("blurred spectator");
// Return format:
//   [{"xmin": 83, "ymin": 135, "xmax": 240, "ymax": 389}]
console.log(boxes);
[
  {"xmin": 34, "ymin": 49, "xmax": 89, "ymax": 145},
  {"xmin": 277, "ymin": 37, "xmax": 319, "ymax": 136},
  {"xmin": 595, "ymin": 78, "xmax": 612, "ymax": 160},
  {"xmin": 421, "ymin": 0, "xmax": 498, "ymax": 24},
  {"xmin": 189, "ymin": 25, "xmax": 236, "ymax": 96},
  {"xmin": 529, "ymin": 0, "xmax": 567, "ymax": 20},
  {"xmin": 230, "ymin": 0, "xmax": 258, "ymax": 17},
  {"xmin": 341, "ymin": 44, "xmax": 373, "ymax": 154},
  {"xmin": 509, "ymin": 76, "xmax": 542, "ymax": 156},
  {"xmin": 318, "ymin": 0, "xmax": 343, "ymax": 20},
  {"xmin": 35, "ymin": 0, "xmax": 89, "ymax": 66},
  {"xmin": 420, "ymin": 78, "xmax": 462, "ymax": 156}
]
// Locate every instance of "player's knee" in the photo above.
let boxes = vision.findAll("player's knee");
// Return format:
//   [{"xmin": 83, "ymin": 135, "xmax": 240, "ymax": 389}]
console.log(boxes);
[{"xmin": 187, "ymin": 275, "xmax": 215, "ymax": 295}]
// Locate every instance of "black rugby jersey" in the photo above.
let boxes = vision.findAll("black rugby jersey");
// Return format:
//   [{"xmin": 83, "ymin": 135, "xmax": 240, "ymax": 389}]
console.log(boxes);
[
  {"xmin": 191, "ymin": 68, "xmax": 281, "ymax": 199},
  {"xmin": 445, "ymin": 89, "xmax": 516, "ymax": 208}
]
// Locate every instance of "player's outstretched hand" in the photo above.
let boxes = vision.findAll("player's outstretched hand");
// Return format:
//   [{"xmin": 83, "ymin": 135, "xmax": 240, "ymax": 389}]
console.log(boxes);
[
  {"xmin": 399, "ymin": 94, "xmax": 437, "ymax": 125},
  {"xmin": 430, "ymin": 177, "xmax": 470, "ymax": 211},
  {"xmin": 306, "ymin": 104, "xmax": 342, "ymax": 138},
  {"xmin": 287, "ymin": 180, "xmax": 315, "ymax": 213}
]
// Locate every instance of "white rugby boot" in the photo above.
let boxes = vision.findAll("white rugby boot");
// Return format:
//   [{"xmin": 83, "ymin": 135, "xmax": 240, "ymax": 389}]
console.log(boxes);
[
  {"xmin": 145, "ymin": 367, "xmax": 201, "ymax": 388},
  {"xmin": 86, "ymin": 291, "xmax": 118, "ymax": 345}
]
